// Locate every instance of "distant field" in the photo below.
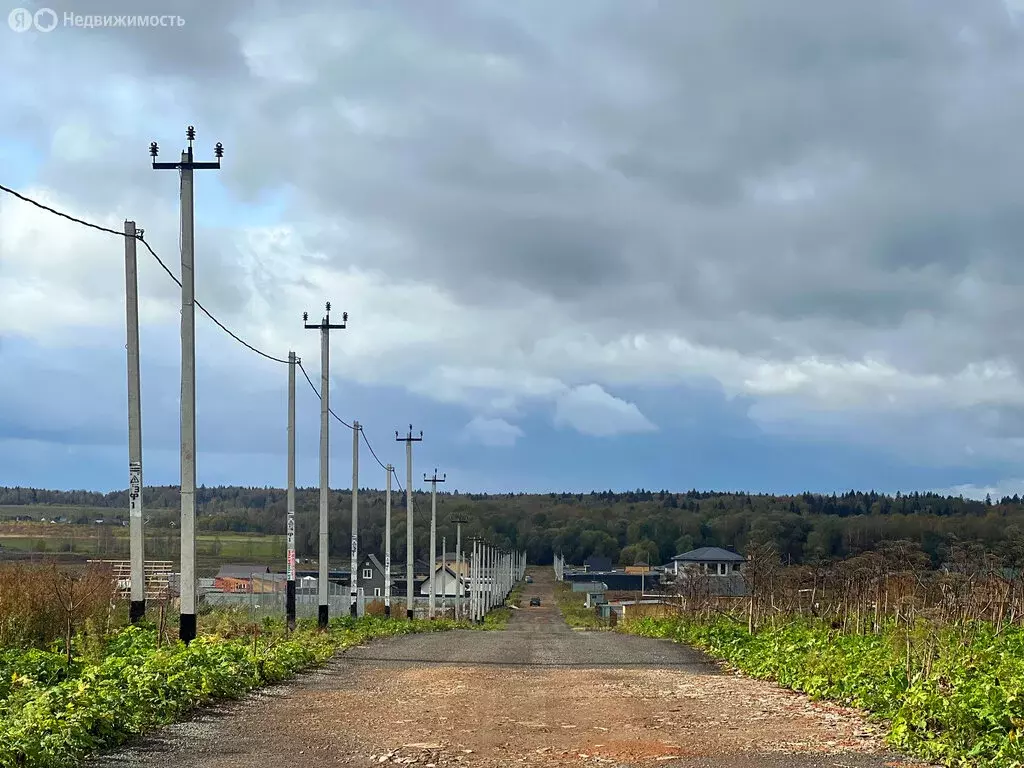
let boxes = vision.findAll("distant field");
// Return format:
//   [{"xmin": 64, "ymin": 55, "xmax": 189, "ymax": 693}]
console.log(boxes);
[
  {"xmin": 0, "ymin": 504, "xmax": 115, "ymax": 519},
  {"xmin": 0, "ymin": 516, "xmax": 286, "ymax": 575}
]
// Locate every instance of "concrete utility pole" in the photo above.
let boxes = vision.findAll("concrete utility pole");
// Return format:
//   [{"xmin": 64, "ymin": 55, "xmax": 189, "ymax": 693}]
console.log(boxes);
[
  {"xmin": 480, "ymin": 541, "xmax": 486, "ymax": 621},
  {"xmin": 441, "ymin": 535, "xmax": 447, "ymax": 617},
  {"xmin": 304, "ymin": 302, "xmax": 348, "ymax": 628},
  {"xmin": 484, "ymin": 543, "xmax": 490, "ymax": 617},
  {"xmin": 124, "ymin": 220, "xmax": 145, "ymax": 624},
  {"xmin": 384, "ymin": 464, "xmax": 393, "ymax": 618},
  {"xmin": 470, "ymin": 538, "xmax": 478, "ymax": 622},
  {"xmin": 286, "ymin": 351, "xmax": 298, "ymax": 631},
  {"xmin": 424, "ymin": 469, "xmax": 446, "ymax": 619},
  {"xmin": 396, "ymin": 427, "xmax": 422, "ymax": 619},
  {"xmin": 150, "ymin": 126, "xmax": 222, "ymax": 645},
  {"xmin": 350, "ymin": 421, "xmax": 360, "ymax": 617},
  {"xmin": 451, "ymin": 516, "xmax": 466, "ymax": 620}
]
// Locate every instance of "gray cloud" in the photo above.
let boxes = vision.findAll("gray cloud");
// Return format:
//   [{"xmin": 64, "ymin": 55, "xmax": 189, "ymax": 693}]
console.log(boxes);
[{"xmin": 7, "ymin": 0, "xmax": 1024, "ymax": 471}]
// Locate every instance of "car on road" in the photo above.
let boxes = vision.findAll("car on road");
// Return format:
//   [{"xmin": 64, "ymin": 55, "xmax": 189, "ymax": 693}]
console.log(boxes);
[
  {"xmin": 525, "ymin": 575, "xmax": 533, "ymax": 583},
  {"xmin": 529, "ymin": 597, "xmax": 541, "ymax": 606}
]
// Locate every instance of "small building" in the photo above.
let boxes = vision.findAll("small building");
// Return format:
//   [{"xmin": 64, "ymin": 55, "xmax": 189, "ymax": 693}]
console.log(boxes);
[
  {"xmin": 418, "ymin": 564, "xmax": 464, "ymax": 597},
  {"xmin": 625, "ymin": 560, "xmax": 651, "ymax": 575},
  {"xmin": 356, "ymin": 554, "xmax": 390, "ymax": 599},
  {"xmin": 436, "ymin": 552, "xmax": 470, "ymax": 577},
  {"xmin": 214, "ymin": 564, "xmax": 271, "ymax": 593},
  {"xmin": 564, "ymin": 571, "xmax": 660, "ymax": 591},
  {"xmin": 572, "ymin": 580, "xmax": 607, "ymax": 593},
  {"xmin": 251, "ymin": 573, "xmax": 289, "ymax": 594},
  {"xmin": 584, "ymin": 556, "xmax": 613, "ymax": 573},
  {"xmin": 669, "ymin": 547, "xmax": 745, "ymax": 577}
]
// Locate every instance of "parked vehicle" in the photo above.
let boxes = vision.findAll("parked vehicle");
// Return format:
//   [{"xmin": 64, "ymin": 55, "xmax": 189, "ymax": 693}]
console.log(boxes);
[
  {"xmin": 525, "ymin": 575, "xmax": 533, "ymax": 583},
  {"xmin": 529, "ymin": 597, "xmax": 541, "ymax": 606}
]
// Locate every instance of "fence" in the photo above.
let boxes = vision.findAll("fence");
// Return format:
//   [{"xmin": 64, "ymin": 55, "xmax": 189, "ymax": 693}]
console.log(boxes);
[{"xmin": 197, "ymin": 585, "xmax": 474, "ymax": 621}]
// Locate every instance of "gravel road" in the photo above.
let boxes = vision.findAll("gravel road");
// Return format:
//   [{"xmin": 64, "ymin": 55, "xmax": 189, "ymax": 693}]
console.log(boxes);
[{"xmin": 89, "ymin": 570, "xmax": 923, "ymax": 768}]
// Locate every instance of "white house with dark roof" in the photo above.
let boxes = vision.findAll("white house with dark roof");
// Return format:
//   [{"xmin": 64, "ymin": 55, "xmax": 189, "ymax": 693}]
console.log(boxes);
[{"xmin": 669, "ymin": 546, "xmax": 745, "ymax": 577}]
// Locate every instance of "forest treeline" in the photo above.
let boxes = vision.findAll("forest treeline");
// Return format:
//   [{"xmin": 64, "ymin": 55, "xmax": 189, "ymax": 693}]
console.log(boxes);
[{"xmin": 3, "ymin": 485, "xmax": 1024, "ymax": 569}]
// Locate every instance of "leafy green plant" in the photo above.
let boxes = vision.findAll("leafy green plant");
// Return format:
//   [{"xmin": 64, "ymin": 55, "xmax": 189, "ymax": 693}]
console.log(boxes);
[
  {"xmin": 624, "ymin": 615, "xmax": 1024, "ymax": 767},
  {"xmin": 0, "ymin": 616, "xmax": 462, "ymax": 768}
]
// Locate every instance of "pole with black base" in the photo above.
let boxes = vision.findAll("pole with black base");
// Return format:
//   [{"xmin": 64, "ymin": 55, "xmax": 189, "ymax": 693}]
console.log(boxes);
[
  {"xmin": 124, "ymin": 220, "xmax": 146, "ymax": 624},
  {"xmin": 384, "ymin": 464, "xmax": 393, "ymax": 618},
  {"xmin": 396, "ymin": 426, "xmax": 422, "ymax": 619},
  {"xmin": 304, "ymin": 303, "xmax": 348, "ymax": 629},
  {"xmin": 286, "ymin": 351, "xmax": 298, "ymax": 631},
  {"xmin": 150, "ymin": 126, "xmax": 222, "ymax": 645}
]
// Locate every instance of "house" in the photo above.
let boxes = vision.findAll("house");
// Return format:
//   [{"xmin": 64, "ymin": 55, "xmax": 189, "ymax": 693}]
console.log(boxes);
[
  {"xmin": 251, "ymin": 573, "xmax": 289, "ymax": 593},
  {"xmin": 214, "ymin": 564, "xmax": 271, "ymax": 593},
  {"xmin": 584, "ymin": 555, "xmax": 613, "ymax": 573},
  {"xmin": 667, "ymin": 547, "xmax": 747, "ymax": 597},
  {"xmin": 418, "ymin": 564, "xmax": 464, "ymax": 597},
  {"xmin": 436, "ymin": 552, "xmax": 470, "ymax": 577},
  {"xmin": 625, "ymin": 560, "xmax": 651, "ymax": 575},
  {"xmin": 293, "ymin": 568, "xmax": 350, "ymax": 586},
  {"xmin": 669, "ymin": 547, "xmax": 745, "ymax": 577},
  {"xmin": 356, "ymin": 554, "xmax": 390, "ymax": 600},
  {"xmin": 564, "ymin": 572, "xmax": 660, "ymax": 591}
]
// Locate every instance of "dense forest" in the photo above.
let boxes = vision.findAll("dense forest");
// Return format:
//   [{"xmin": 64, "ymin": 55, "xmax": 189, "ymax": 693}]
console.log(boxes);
[{"xmin": 4, "ymin": 485, "xmax": 1024, "ymax": 569}]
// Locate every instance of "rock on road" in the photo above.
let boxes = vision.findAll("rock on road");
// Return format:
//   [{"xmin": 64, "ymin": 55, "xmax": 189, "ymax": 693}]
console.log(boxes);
[{"xmin": 90, "ymin": 570, "xmax": 920, "ymax": 768}]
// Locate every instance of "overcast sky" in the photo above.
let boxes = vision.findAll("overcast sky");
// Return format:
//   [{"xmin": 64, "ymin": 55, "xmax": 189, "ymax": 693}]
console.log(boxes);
[{"xmin": 4, "ymin": 0, "xmax": 1024, "ymax": 498}]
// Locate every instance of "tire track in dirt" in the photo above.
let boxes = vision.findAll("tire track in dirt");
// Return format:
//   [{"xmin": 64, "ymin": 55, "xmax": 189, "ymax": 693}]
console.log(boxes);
[{"xmin": 89, "ymin": 570, "xmax": 923, "ymax": 768}]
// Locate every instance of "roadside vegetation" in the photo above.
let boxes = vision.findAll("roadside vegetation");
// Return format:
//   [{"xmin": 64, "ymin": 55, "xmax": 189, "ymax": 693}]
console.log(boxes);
[
  {"xmin": 627, "ymin": 616, "xmax": 1024, "ymax": 767},
  {"xmin": 553, "ymin": 581, "xmax": 605, "ymax": 629},
  {"xmin": 0, "ymin": 563, "xmax": 475, "ymax": 768},
  {"xmin": 624, "ymin": 543, "xmax": 1024, "ymax": 767}
]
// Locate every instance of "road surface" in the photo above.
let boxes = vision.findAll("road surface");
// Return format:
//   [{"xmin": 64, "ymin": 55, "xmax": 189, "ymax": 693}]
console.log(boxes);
[{"xmin": 90, "ymin": 569, "xmax": 919, "ymax": 768}]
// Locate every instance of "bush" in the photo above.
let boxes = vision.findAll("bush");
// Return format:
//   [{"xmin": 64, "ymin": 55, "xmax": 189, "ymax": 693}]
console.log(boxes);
[
  {"xmin": 624, "ymin": 616, "xmax": 1024, "ymax": 767},
  {"xmin": 0, "ymin": 617, "xmax": 461, "ymax": 768}
]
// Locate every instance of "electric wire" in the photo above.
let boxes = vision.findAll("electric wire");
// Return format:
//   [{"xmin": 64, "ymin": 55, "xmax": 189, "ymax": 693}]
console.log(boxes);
[
  {"xmin": 2, "ymin": 183, "xmax": 405, "ymax": 484},
  {"xmin": 297, "ymin": 360, "xmax": 355, "ymax": 429},
  {"xmin": 0, "ymin": 184, "xmax": 290, "ymax": 364}
]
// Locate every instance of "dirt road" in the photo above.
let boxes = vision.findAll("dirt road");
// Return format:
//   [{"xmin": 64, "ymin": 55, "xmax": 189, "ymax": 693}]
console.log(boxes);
[{"xmin": 90, "ymin": 569, "xmax": 918, "ymax": 768}]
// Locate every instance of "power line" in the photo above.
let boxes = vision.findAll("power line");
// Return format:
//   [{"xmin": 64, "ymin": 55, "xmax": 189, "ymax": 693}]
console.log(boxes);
[
  {"xmin": 360, "ymin": 428, "xmax": 406, "ymax": 493},
  {"xmin": 297, "ymin": 360, "xmax": 354, "ymax": 429},
  {"xmin": 296, "ymin": 360, "xmax": 403, "ymax": 492},
  {"xmin": 3, "ymin": 182, "xmax": 410, "ymax": 490},
  {"xmin": 362, "ymin": 427, "xmax": 387, "ymax": 471},
  {"xmin": 0, "ymin": 183, "xmax": 289, "ymax": 365},
  {"xmin": 135, "ymin": 236, "xmax": 289, "ymax": 364},
  {"xmin": 0, "ymin": 183, "xmax": 125, "ymax": 237}
]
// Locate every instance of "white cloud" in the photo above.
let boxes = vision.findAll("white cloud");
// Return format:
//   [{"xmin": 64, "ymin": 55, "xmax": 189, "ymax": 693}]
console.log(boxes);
[
  {"xmin": 931, "ymin": 480, "xmax": 1024, "ymax": 501},
  {"xmin": 553, "ymin": 384, "xmax": 656, "ymax": 438},
  {"xmin": 460, "ymin": 416, "xmax": 524, "ymax": 447}
]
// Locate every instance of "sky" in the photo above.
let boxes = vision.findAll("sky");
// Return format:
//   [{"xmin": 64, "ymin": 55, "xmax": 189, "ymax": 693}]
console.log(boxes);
[{"xmin": 4, "ymin": 1, "xmax": 1024, "ymax": 499}]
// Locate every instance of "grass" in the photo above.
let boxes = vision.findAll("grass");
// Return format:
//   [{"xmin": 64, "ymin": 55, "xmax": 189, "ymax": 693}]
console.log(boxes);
[
  {"xmin": 0, "ymin": 523, "xmax": 284, "ymax": 574},
  {"xmin": 553, "ymin": 581, "xmax": 606, "ymax": 629},
  {"xmin": 0, "ymin": 615, "xmax": 465, "ymax": 768},
  {"xmin": 477, "ymin": 581, "xmax": 526, "ymax": 630}
]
